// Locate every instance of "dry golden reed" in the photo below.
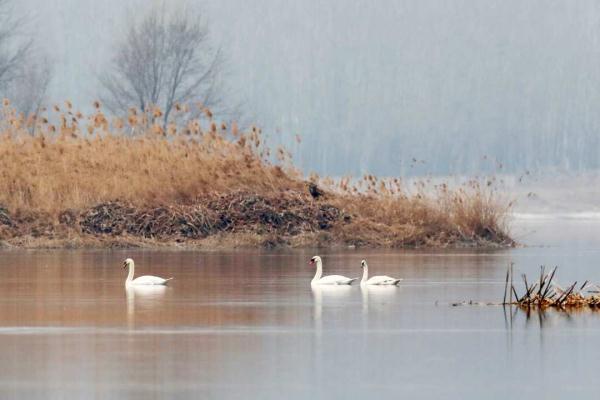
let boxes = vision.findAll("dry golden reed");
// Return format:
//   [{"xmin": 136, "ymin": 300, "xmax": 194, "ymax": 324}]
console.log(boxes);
[
  {"xmin": 0, "ymin": 101, "xmax": 513, "ymax": 248},
  {"xmin": 0, "ymin": 102, "xmax": 301, "ymax": 214}
]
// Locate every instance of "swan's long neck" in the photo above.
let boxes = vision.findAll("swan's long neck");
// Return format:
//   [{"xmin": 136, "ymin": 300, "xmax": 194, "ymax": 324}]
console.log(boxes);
[
  {"xmin": 126, "ymin": 262, "xmax": 135, "ymax": 285},
  {"xmin": 361, "ymin": 264, "xmax": 369, "ymax": 283},
  {"xmin": 312, "ymin": 260, "xmax": 323, "ymax": 282}
]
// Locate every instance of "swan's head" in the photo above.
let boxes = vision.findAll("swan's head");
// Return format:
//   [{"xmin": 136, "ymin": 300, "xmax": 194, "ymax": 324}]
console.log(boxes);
[
  {"xmin": 309, "ymin": 256, "xmax": 322, "ymax": 266},
  {"xmin": 361, "ymin": 260, "xmax": 367, "ymax": 268},
  {"xmin": 123, "ymin": 258, "xmax": 134, "ymax": 269}
]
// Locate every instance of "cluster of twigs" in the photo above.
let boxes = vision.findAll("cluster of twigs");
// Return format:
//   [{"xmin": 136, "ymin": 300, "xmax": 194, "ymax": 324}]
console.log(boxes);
[
  {"xmin": 503, "ymin": 264, "xmax": 600, "ymax": 309},
  {"xmin": 74, "ymin": 192, "xmax": 343, "ymax": 239}
]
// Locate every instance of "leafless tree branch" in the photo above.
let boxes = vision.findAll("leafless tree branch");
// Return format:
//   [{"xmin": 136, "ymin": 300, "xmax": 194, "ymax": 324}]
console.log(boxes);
[
  {"xmin": 100, "ymin": 5, "xmax": 228, "ymax": 126},
  {"xmin": 0, "ymin": 0, "xmax": 52, "ymax": 120}
]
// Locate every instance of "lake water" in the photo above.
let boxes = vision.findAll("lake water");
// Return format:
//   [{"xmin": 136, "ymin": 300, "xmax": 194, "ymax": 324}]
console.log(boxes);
[{"xmin": 1, "ymin": 217, "xmax": 600, "ymax": 399}]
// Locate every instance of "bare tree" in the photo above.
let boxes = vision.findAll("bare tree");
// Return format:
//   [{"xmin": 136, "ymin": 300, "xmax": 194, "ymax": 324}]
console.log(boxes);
[
  {"xmin": 0, "ymin": 0, "xmax": 32, "ymax": 90},
  {"xmin": 0, "ymin": 0, "xmax": 53, "ymax": 122},
  {"xmin": 100, "ymin": 6, "xmax": 226, "ymax": 126},
  {"xmin": 8, "ymin": 56, "xmax": 52, "ymax": 121}
]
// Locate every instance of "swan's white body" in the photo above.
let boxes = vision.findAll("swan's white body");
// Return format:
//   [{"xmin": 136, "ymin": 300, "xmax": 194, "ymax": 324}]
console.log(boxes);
[
  {"xmin": 360, "ymin": 260, "xmax": 402, "ymax": 286},
  {"xmin": 310, "ymin": 256, "xmax": 356, "ymax": 285},
  {"xmin": 123, "ymin": 258, "xmax": 172, "ymax": 287}
]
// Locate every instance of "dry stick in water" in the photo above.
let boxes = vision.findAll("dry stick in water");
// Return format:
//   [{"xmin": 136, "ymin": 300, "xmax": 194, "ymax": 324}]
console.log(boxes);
[
  {"xmin": 503, "ymin": 266, "xmax": 510, "ymax": 304},
  {"xmin": 541, "ymin": 266, "xmax": 558, "ymax": 301},
  {"xmin": 509, "ymin": 262, "xmax": 514, "ymax": 304},
  {"xmin": 522, "ymin": 274, "xmax": 529, "ymax": 300},
  {"xmin": 538, "ymin": 265, "xmax": 546, "ymax": 298},
  {"xmin": 524, "ymin": 283, "xmax": 538, "ymax": 304},
  {"xmin": 511, "ymin": 285, "xmax": 520, "ymax": 303},
  {"xmin": 557, "ymin": 282, "xmax": 577, "ymax": 306}
]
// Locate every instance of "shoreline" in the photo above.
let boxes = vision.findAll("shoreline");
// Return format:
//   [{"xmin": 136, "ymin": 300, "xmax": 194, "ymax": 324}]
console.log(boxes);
[
  {"xmin": 0, "ymin": 191, "xmax": 515, "ymax": 250},
  {"xmin": 0, "ymin": 234, "xmax": 514, "ymax": 251}
]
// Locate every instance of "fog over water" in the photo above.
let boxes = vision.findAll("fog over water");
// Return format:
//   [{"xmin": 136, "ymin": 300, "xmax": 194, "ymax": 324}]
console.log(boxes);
[{"xmin": 16, "ymin": 0, "xmax": 600, "ymax": 176}]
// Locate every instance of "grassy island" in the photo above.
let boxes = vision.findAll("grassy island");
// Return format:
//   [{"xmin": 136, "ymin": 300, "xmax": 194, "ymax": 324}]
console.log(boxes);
[{"xmin": 0, "ymin": 103, "xmax": 514, "ymax": 249}]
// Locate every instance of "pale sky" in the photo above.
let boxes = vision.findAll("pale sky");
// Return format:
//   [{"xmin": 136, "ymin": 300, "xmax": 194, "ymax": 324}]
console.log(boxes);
[{"xmin": 15, "ymin": 0, "xmax": 600, "ymax": 175}]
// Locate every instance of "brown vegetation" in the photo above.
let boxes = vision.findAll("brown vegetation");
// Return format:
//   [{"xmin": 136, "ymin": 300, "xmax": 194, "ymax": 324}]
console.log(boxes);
[
  {"xmin": 0, "ymin": 101, "xmax": 514, "ymax": 249},
  {"xmin": 503, "ymin": 265, "xmax": 600, "ymax": 309}
]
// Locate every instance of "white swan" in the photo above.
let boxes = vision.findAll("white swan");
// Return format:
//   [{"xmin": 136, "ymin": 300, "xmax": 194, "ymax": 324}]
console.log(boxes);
[
  {"xmin": 310, "ymin": 256, "xmax": 356, "ymax": 285},
  {"xmin": 360, "ymin": 259, "xmax": 402, "ymax": 286},
  {"xmin": 123, "ymin": 258, "xmax": 173, "ymax": 287}
]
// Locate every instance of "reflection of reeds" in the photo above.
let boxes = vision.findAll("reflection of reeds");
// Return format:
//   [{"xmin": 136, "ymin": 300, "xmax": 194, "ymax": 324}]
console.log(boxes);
[
  {"xmin": 504, "ymin": 265, "xmax": 600, "ymax": 309},
  {"xmin": 0, "ymin": 101, "xmax": 513, "ymax": 248}
]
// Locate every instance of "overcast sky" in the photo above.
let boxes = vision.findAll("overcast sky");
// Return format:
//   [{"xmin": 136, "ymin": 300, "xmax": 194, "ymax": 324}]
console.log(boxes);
[{"xmin": 15, "ymin": 0, "xmax": 600, "ymax": 176}]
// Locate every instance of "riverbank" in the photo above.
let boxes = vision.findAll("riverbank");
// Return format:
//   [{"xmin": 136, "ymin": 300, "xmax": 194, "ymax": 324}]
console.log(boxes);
[{"xmin": 0, "ymin": 189, "xmax": 514, "ymax": 249}]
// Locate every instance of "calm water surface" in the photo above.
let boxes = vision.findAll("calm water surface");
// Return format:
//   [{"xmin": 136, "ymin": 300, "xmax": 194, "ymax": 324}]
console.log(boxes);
[{"xmin": 1, "ymin": 218, "xmax": 600, "ymax": 399}]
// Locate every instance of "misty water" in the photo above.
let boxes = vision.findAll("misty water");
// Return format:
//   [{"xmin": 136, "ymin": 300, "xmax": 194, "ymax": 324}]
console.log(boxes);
[{"xmin": 0, "ymin": 218, "xmax": 598, "ymax": 398}]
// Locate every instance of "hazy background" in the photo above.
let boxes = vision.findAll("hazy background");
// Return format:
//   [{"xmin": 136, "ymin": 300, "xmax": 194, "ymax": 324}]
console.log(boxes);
[{"xmin": 15, "ymin": 0, "xmax": 600, "ymax": 177}]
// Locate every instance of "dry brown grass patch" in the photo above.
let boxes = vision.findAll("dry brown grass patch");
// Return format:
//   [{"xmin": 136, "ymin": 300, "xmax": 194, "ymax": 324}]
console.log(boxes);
[{"xmin": 0, "ymin": 102, "xmax": 513, "ymax": 248}]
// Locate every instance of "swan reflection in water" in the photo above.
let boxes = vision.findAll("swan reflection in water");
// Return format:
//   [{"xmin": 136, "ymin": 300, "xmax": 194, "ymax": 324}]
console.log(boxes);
[
  {"xmin": 126, "ymin": 285, "xmax": 167, "ymax": 329},
  {"xmin": 361, "ymin": 284, "xmax": 398, "ymax": 315},
  {"xmin": 311, "ymin": 285, "xmax": 352, "ymax": 328},
  {"xmin": 309, "ymin": 284, "xmax": 352, "ymax": 380}
]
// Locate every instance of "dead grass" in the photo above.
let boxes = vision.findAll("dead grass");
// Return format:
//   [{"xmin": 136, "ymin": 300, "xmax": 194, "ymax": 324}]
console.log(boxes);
[
  {"xmin": 328, "ymin": 180, "xmax": 512, "ymax": 247},
  {"xmin": 0, "ymin": 100, "xmax": 514, "ymax": 248},
  {"xmin": 0, "ymin": 102, "xmax": 301, "ymax": 213},
  {"xmin": 504, "ymin": 265, "xmax": 600, "ymax": 309}
]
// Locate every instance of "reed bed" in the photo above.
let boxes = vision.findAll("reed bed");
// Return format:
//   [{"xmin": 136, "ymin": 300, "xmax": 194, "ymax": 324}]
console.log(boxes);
[
  {"xmin": 0, "ymin": 100, "xmax": 514, "ymax": 248},
  {"xmin": 503, "ymin": 265, "xmax": 600, "ymax": 309}
]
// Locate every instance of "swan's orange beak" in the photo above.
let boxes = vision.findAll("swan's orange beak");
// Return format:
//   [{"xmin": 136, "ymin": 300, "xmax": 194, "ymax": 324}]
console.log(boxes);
[
  {"xmin": 309, "ymin": 260, "xmax": 314, "ymax": 266},
  {"xmin": 122, "ymin": 262, "xmax": 127, "ymax": 269}
]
